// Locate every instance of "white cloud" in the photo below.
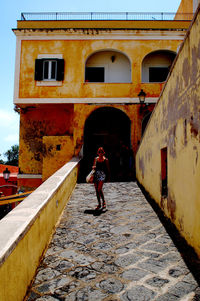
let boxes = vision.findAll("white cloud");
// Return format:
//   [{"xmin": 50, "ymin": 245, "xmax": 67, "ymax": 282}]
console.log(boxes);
[
  {"xmin": 0, "ymin": 109, "xmax": 19, "ymax": 128},
  {"xmin": 4, "ymin": 134, "xmax": 19, "ymax": 143},
  {"xmin": 0, "ymin": 109, "xmax": 19, "ymax": 157}
]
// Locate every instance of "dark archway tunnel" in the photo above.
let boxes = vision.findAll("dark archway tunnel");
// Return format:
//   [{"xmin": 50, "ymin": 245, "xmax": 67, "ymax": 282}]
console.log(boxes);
[{"xmin": 78, "ymin": 107, "xmax": 134, "ymax": 182}]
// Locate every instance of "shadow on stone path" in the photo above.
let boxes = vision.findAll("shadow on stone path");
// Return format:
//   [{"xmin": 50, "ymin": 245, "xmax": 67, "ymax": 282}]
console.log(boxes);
[{"xmin": 26, "ymin": 182, "xmax": 200, "ymax": 301}]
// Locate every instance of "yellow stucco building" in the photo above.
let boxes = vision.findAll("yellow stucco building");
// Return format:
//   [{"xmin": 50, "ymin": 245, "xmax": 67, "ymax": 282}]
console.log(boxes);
[{"xmin": 13, "ymin": 3, "xmax": 194, "ymax": 190}]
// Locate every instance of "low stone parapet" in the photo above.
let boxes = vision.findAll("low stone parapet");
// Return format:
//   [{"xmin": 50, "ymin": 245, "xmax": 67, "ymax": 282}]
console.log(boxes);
[{"xmin": 0, "ymin": 157, "xmax": 80, "ymax": 301}]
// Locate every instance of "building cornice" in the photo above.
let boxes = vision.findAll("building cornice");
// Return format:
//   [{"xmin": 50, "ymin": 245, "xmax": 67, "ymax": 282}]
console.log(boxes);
[
  {"xmin": 13, "ymin": 28, "xmax": 187, "ymax": 40},
  {"xmin": 14, "ymin": 97, "xmax": 158, "ymax": 105}
]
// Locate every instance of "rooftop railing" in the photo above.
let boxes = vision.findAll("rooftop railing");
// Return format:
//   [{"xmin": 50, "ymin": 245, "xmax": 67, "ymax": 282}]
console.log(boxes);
[{"xmin": 21, "ymin": 12, "xmax": 193, "ymax": 21}]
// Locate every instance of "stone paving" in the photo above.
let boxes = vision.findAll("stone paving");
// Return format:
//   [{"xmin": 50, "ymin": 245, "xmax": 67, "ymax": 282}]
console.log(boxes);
[{"xmin": 26, "ymin": 182, "xmax": 200, "ymax": 301}]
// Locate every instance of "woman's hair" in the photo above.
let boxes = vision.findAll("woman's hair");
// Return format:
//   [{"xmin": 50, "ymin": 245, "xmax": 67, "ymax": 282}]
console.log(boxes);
[{"xmin": 97, "ymin": 147, "xmax": 105, "ymax": 155}]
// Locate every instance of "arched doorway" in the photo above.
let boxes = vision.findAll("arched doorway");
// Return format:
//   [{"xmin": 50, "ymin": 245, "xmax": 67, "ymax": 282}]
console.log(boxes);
[
  {"xmin": 79, "ymin": 107, "xmax": 132, "ymax": 182},
  {"xmin": 142, "ymin": 50, "xmax": 176, "ymax": 83},
  {"xmin": 85, "ymin": 49, "xmax": 131, "ymax": 83}
]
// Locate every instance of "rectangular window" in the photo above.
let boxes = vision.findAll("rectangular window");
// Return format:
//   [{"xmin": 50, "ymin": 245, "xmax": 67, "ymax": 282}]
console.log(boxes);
[
  {"xmin": 43, "ymin": 61, "xmax": 49, "ymax": 79},
  {"xmin": 85, "ymin": 67, "xmax": 104, "ymax": 82},
  {"xmin": 149, "ymin": 67, "xmax": 169, "ymax": 82},
  {"xmin": 161, "ymin": 147, "xmax": 168, "ymax": 197},
  {"xmin": 51, "ymin": 61, "xmax": 56, "ymax": 79},
  {"xmin": 35, "ymin": 58, "xmax": 64, "ymax": 81},
  {"xmin": 43, "ymin": 60, "xmax": 57, "ymax": 80}
]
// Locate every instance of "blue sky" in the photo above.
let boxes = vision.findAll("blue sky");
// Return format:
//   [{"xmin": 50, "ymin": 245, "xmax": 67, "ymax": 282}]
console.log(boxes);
[{"xmin": 1, "ymin": 0, "xmax": 181, "ymax": 160}]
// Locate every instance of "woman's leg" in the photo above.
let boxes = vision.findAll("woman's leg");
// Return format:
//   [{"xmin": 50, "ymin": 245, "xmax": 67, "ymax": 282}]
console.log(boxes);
[
  {"xmin": 94, "ymin": 182, "xmax": 101, "ymax": 209},
  {"xmin": 98, "ymin": 181, "xmax": 106, "ymax": 208}
]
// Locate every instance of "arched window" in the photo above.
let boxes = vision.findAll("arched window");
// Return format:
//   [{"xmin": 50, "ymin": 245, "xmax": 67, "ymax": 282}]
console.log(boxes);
[
  {"xmin": 85, "ymin": 50, "xmax": 131, "ymax": 83},
  {"xmin": 142, "ymin": 50, "xmax": 176, "ymax": 83}
]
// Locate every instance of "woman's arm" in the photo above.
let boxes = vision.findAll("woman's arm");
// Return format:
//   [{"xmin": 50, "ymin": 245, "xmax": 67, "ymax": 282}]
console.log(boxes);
[{"xmin": 92, "ymin": 157, "xmax": 97, "ymax": 170}]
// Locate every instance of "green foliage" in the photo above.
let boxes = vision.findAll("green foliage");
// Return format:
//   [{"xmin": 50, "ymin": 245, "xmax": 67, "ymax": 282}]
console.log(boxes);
[
  {"xmin": 4, "ymin": 145, "xmax": 19, "ymax": 166},
  {"xmin": 0, "ymin": 153, "xmax": 4, "ymax": 164}
]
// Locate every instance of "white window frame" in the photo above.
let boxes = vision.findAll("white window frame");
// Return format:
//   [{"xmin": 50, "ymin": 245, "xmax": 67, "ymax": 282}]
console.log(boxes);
[
  {"xmin": 36, "ymin": 54, "xmax": 63, "ymax": 86},
  {"xmin": 43, "ymin": 60, "xmax": 57, "ymax": 81}
]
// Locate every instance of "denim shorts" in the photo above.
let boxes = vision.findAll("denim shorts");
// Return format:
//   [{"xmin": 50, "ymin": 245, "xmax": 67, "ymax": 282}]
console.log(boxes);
[{"xmin": 95, "ymin": 170, "xmax": 106, "ymax": 182}]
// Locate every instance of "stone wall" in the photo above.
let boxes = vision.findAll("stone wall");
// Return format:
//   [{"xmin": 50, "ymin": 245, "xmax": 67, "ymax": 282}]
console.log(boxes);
[{"xmin": 136, "ymin": 5, "xmax": 200, "ymax": 257}]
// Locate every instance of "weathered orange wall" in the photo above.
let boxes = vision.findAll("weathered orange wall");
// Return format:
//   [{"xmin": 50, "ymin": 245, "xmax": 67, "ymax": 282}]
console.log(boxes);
[
  {"xmin": 19, "ymin": 39, "xmax": 180, "ymax": 100},
  {"xmin": 19, "ymin": 102, "xmax": 154, "ymax": 178},
  {"xmin": 42, "ymin": 136, "xmax": 74, "ymax": 180},
  {"xmin": 18, "ymin": 37, "xmax": 178, "ymax": 179},
  {"xmin": 73, "ymin": 103, "xmax": 154, "ymax": 157},
  {"xmin": 19, "ymin": 105, "xmax": 74, "ymax": 174},
  {"xmin": 15, "ymin": 19, "xmax": 189, "ymax": 184},
  {"xmin": 136, "ymin": 6, "xmax": 200, "ymax": 256},
  {"xmin": 17, "ymin": 178, "xmax": 42, "ymax": 191},
  {"xmin": 0, "ymin": 165, "xmax": 18, "ymax": 173}
]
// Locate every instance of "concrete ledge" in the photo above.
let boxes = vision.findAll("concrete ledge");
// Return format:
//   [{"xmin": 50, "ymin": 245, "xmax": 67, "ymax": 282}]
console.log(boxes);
[
  {"xmin": 17, "ymin": 174, "xmax": 42, "ymax": 179},
  {"xmin": 0, "ymin": 157, "xmax": 80, "ymax": 301}
]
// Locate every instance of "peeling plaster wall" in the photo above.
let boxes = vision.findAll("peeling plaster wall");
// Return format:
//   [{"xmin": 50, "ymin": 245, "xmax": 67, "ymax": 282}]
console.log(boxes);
[
  {"xmin": 19, "ymin": 103, "xmax": 153, "ymax": 177},
  {"xmin": 42, "ymin": 136, "xmax": 74, "ymax": 181},
  {"xmin": 19, "ymin": 105, "xmax": 74, "ymax": 175},
  {"xmin": 136, "ymin": 7, "xmax": 200, "ymax": 256},
  {"xmin": 73, "ymin": 103, "xmax": 154, "ymax": 157},
  {"xmin": 19, "ymin": 39, "xmax": 180, "ymax": 99},
  {"xmin": 15, "ymin": 21, "xmax": 189, "ymax": 186}
]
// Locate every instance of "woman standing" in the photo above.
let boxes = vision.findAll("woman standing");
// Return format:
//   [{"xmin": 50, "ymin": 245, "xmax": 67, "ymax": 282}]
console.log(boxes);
[{"xmin": 93, "ymin": 147, "xmax": 110, "ymax": 210}]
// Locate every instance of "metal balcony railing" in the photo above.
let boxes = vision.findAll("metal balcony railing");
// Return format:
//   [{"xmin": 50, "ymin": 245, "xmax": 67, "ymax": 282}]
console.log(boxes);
[{"xmin": 21, "ymin": 12, "xmax": 193, "ymax": 21}]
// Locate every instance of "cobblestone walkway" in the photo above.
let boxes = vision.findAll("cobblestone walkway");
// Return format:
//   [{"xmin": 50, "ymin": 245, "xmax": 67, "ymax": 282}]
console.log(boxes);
[{"xmin": 26, "ymin": 182, "xmax": 200, "ymax": 301}]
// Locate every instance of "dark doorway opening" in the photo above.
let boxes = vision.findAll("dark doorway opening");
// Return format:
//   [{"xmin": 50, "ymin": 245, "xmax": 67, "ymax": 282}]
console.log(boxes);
[
  {"xmin": 149, "ymin": 67, "xmax": 169, "ymax": 82},
  {"xmin": 78, "ymin": 107, "xmax": 133, "ymax": 182},
  {"xmin": 85, "ymin": 67, "xmax": 105, "ymax": 82},
  {"xmin": 161, "ymin": 147, "xmax": 168, "ymax": 198}
]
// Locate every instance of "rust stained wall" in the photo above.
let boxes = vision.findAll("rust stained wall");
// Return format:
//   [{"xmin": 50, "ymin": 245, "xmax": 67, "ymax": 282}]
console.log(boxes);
[
  {"xmin": 16, "ymin": 25, "xmax": 185, "ymax": 183},
  {"xmin": 18, "ymin": 101, "xmax": 155, "ymax": 178},
  {"xmin": 17, "ymin": 178, "xmax": 42, "ymax": 191},
  {"xmin": 73, "ymin": 103, "xmax": 154, "ymax": 157},
  {"xmin": 42, "ymin": 136, "xmax": 74, "ymax": 181},
  {"xmin": 19, "ymin": 105, "xmax": 74, "ymax": 174},
  {"xmin": 19, "ymin": 39, "xmax": 180, "ymax": 99},
  {"xmin": 19, "ymin": 102, "xmax": 151, "ymax": 177},
  {"xmin": 136, "ymin": 8, "xmax": 200, "ymax": 256}
]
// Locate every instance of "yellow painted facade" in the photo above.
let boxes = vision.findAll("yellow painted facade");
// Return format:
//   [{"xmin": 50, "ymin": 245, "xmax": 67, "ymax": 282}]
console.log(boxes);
[
  {"xmin": 13, "ymin": 16, "xmax": 191, "ymax": 188},
  {"xmin": 19, "ymin": 39, "xmax": 178, "ymax": 99},
  {"xmin": 136, "ymin": 5, "xmax": 200, "ymax": 256},
  {"xmin": 42, "ymin": 135, "xmax": 74, "ymax": 180}
]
